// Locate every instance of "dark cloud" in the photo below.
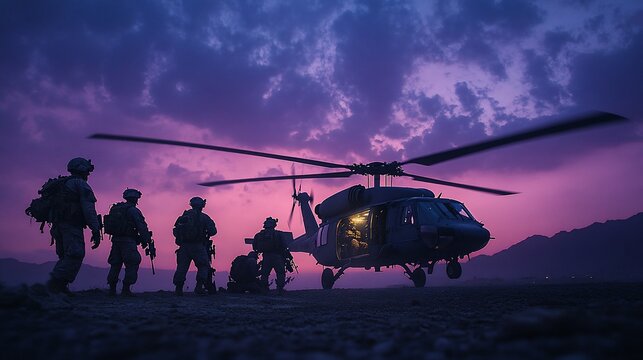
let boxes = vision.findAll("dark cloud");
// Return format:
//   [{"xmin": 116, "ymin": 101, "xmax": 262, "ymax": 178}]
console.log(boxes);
[
  {"xmin": 543, "ymin": 30, "xmax": 575, "ymax": 58},
  {"xmin": 0, "ymin": 0, "xmax": 641, "ymax": 194},
  {"xmin": 522, "ymin": 50, "xmax": 565, "ymax": 109},
  {"xmin": 455, "ymin": 82, "xmax": 481, "ymax": 115},
  {"xmin": 569, "ymin": 31, "xmax": 643, "ymax": 120}
]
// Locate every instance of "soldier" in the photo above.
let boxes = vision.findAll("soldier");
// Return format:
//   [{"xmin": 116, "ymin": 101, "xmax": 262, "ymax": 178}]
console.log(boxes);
[
  {"xmin": 253, "ymin": 217, "xmax": 288, "ymax": 294},
  {"xmin": 172, "ymin": 197, "xmax": 217, "ymax": 296},
  {"xmin": 104, "ymin": 189, "xmax": 151, "ymax": 296},
  {"xmin": 47, "ymin": 157, "xmax": 101, "ymax": 295},
  {"xmin": 227, "ymin": 251, "xmax": 263, "ymax": 294}
]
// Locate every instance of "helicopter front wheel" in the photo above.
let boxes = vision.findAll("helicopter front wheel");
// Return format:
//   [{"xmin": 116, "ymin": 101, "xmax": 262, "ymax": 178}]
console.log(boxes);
[
  {"xmin": 411, "ymin": 268, "xmax": 426, "ymax": 288},
  {"xmin": 321, "ymin": 268, "xmax": 335, "ymax": 289},
  {"xmin": 446, "ymin": 260, "xmax": 462, "ymax": 279}
]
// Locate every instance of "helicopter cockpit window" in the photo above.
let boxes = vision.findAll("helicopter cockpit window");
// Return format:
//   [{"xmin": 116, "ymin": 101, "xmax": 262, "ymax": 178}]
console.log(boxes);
[
  {"xmin": 401, "ymin": 206, "xmax": 415, "ymax": 225},
  {"xmin": 337, "ymin": 210, "xmax": 370, "ymax": 259},
  {"xmin": 448, "ymin": 201, "xmax": 476, "ymax": 221},
  {"xmin": 435, "ymin": 203, "xmax": 458, "ymax": 220},
  {"xmin": 417, "ymin": 202, "xmax": 440, "ymax": 224}
]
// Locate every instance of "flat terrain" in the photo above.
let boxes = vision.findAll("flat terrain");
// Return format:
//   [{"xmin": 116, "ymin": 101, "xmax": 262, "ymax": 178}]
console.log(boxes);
[{"xmin": 1, "ymin": 283, "xmax": 642, "ymax": 359}]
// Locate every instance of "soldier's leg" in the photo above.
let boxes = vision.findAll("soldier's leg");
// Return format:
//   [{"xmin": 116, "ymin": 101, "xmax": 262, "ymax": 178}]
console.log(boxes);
[
  {"xmin": 260, "ymin": 255, "xmax": 272, "ymax": 288},
  {"xmin": 50, "ymin": 224, "xmax": 85, "ymax": 285},
  {"xmin": 275, "ymin": 257, "xmax": 286, "ymax": 291},
  {"xmin": 122, "ymin": 242, "xmax": 142, "ymax": 286},
  {"xmin": 106, "ymin": 243, "xmax": 124, "ymax": 294},
  {"xmin": 192, "ymin": 245, "xmax": 210, "ymax": 294},
  {"xmin": 173, "ymin": 247, "xmax": 190, "ymax": 289}
]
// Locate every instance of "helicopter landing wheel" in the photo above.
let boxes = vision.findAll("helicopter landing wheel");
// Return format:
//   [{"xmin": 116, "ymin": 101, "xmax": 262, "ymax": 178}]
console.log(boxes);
[
  {"xmin": 446, "ymin": 260, "xmax": 462, "ymax": 279},
  {"xmin": 411, "ymin": 268, "xmax": 426, "ymax": 288},
  {"xmin": 321, "ymin": 268, "xmax": 335, "ymax": 290}
]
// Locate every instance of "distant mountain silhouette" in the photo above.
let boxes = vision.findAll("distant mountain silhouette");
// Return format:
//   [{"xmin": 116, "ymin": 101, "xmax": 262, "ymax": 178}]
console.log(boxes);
[
  {"xmin": 448, "ymin": 212, "xmax": 643, "ymax": 283},
  {"xmin": 0, "ymin": 258, "xmax": 229, "ymax": 292},
  {"xmin": 1, "ymin": 213, "xmax": 642, "ymax": 290}
]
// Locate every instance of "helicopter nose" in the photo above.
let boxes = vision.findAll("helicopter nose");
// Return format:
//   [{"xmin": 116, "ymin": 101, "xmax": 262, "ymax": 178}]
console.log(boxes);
[{"xmin": 457, "ymin": 225, "xmax": 490, "ymax": 252}]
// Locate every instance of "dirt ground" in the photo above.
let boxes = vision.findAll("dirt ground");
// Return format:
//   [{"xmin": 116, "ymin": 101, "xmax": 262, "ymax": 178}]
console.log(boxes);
[{"xmin": 1, "ymin": 282, "xmax": 642, "ymax": 359}]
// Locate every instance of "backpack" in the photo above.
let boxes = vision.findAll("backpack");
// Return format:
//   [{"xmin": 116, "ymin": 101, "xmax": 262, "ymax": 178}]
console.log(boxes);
[
  {"xmin": 104, "ymin": 202, "xmax": 135, "ymax": 236},
  {"xmin": 254, "ymin": 229, "xmax": 282, "ymax": 253},
  {"xmin": 230, "ymin": 255, "xmax": 257, "ymax": 283},
  {"xmin": 174, "ymin": 210, "xmax": 203, "ymax": 243},
  {"xmin": 25, "ymin": 176, "xmax": 71, "ymax": 231}
]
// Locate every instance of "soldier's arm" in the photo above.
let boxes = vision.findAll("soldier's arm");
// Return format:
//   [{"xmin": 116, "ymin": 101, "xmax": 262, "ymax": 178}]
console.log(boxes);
[
  {"xmin": 204, "ymin": 214, "xmax": 217, "ymax": 237},
  {"xmin": 130, "ymin": 207, "xmax": 151, "ymax": 243},
  {"xmin": 70, "ymin": 179, "xmax": 100, "ymax": 232}
]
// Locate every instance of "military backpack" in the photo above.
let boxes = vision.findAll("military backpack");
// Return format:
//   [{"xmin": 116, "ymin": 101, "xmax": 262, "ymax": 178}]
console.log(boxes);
[
  {"xmin": 25, "ymin": 176, "xmax": 72, "ymax": 231},
  {"xmin": 174, "ymin": 210, "xmax": 204, "ymax": 243},
  {"xmin": 254, "ymin": 229, "xmax": 282, "ymax": 253},
  {"xmin": 230, "ymin": 255, "xmax": 257, "ymax": 283},
  {"xmin": 104, "ymin": 202, "xmax": 136, "ymax": 237}
]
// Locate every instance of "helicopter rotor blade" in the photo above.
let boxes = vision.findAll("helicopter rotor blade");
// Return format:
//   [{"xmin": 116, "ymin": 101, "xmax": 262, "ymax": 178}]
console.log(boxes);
[
  {"xmin": 198, "ymin": 171, "xmax": 354, "ymax": 187},
  {"xmin": 291, "ymin": 164, "xmax": 297, "ymax": 197},
  {"xmin": 402, "ymin": 111, "xmax": 627, "ymax": 167},
  {"xmin": 287, "ymin": 201, "xmax": 297, "ymax": 229},
  {"xmin": 90, "ymin": 133, "xmax": 351, "ymax": 170},
  {"xmin": 402, "ymin": 172, "xmax": 518, "ymax": 196}
]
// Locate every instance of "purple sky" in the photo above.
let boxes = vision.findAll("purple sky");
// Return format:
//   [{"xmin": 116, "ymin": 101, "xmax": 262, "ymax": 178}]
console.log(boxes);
[{"xmin": 1, "ymin": 0, "xmax": 642, "ymax": 273}]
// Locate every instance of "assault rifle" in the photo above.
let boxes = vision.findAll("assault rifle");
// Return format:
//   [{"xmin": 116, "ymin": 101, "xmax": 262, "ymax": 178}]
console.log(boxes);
[
  {"xmin": 97, "ymin": 214, "xmax": 104, "ymax": 241},
  {"xmin": 142, "ymin": 231, "xmax": 156, "ymax": 275},
  {"xmin": 206, "ymin": 239, "xmax": 216, "ymax": 293},
  {"xmin": 283, "ymin": 249, "xmax": 298, "ymax": 274}
]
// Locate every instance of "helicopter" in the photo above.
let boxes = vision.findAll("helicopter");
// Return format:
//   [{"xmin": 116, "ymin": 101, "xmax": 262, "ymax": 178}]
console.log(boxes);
[{"xmin": 90, "ymin": 111, "xmax": 626, "ymax": 289}]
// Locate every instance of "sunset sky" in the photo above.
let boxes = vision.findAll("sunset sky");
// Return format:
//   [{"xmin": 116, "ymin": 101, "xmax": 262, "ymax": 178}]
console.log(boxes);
[{"xmin": 1, "ymin": 0, "xmax": 642, "ymax": 274}]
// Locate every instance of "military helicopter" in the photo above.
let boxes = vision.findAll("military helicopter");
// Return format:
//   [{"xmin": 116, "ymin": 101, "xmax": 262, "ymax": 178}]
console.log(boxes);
[{"xmin": 91, "ymin": 111, "xmax": 626, "ymax": 288}]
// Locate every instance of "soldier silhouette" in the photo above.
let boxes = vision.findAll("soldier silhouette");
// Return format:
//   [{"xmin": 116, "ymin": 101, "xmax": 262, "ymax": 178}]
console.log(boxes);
[
  {"xmin": 104, "ymin": 188, "xmax": 152, "ymax": 296},
  {"xmin": 172, "ymin": 197, "xmax": 217, "ymax": 295},
  {"xmin": 46, "ymin": 158, "xmax": 101, "ymax": 295}
]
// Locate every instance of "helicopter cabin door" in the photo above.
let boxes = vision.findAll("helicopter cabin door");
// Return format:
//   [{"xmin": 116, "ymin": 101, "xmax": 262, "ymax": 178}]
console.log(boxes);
[
  {"xmin": 336, "ymin": 209, "xmax": 371, "ymax": 260},
  {"xmin": 390, "ymin": 204, "xmax": 419, "ymax": 244}
]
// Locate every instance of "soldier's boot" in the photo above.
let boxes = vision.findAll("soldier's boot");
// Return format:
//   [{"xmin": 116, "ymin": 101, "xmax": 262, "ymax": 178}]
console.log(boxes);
[
  {"xmin": 277, "ymin": 287, "xmax": 287, "ymax": 295},
  {"xmin": 108, "ymin": 282, "xmax": 117, "ymax": 297},
  {"xmin": 194, "ymin": 280, "xmax": 206, "ymax": 295},
  {"xmin": 175, "ymin": 284, "xmax": 184, "ymax": 296},
  {"xmin": 47, "ymin": 277, "xmax": 74, "ymax": 296},
  {"xmin": 205, "ymin": 280, "xmax": 217, "ymax": 295},
  {"xmin": 121, "ymin": 284, "xmax": 134, "ymax": 297}
]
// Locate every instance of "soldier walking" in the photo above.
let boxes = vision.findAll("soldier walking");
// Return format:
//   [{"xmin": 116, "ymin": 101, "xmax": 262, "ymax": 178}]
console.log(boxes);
[
  {"xmin": 253, "ymin": 217, "xmax": 288, "ymax": 294},
  {"xmin": 104, "ymin": 189, "xmax": 152, "ymax": 296},
  {"xmin": 172, "ymin": 197, "xmax": 217, "ymax": 295},
  {"xmin": 47, "ymin": 158, "xmax": 102, "ymax": 295}
]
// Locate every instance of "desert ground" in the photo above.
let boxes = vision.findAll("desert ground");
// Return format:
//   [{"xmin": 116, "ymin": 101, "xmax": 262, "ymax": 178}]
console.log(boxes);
[{"xmin": 1, "ymin": 282, "xmax": 642, "ymax": 359}]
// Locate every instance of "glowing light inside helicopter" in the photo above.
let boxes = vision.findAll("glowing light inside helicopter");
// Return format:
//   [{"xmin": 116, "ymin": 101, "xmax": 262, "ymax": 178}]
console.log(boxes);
[{"xmin": 350, "ymin": 211, "xmax": 369, "ymax": 225}]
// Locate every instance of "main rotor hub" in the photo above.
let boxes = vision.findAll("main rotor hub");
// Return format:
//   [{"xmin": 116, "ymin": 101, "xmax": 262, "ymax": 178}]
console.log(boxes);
[{"xmin": 351, "ymin": 162, "xmax": 404, "ymax": 176}]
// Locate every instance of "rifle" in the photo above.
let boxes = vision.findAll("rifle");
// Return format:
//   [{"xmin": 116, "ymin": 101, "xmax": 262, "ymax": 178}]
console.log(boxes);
[
  {"xmin": 205, "ymin": 239, "xmax": 216, "ymax": 293},
  {"xmin": 283, "ymin": 249, "xmax": 298, "ymax": 274},
  {"xmin": 142, "ymin": 231, "xmax": 156, "ymax": 275},
  {"xmin": 97, "ymin": 214, "xmax": 104, "ymax": 242}
]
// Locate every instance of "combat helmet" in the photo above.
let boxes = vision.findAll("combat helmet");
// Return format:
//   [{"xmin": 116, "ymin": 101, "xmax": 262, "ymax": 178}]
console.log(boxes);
[
  {"xmin": 123, "ymin": 188, "xmax": 142, "ymax": 200},
  {"xmin": 67, "ymin": 157, "xmax": 94, "ymax": 175},
  {"xmin": 263, "ymin": 217, "xmax": 278, "ymax": 229},
  {"xmin": 189, "ymin": 196, "xmax": 206, "ymax": 209}
]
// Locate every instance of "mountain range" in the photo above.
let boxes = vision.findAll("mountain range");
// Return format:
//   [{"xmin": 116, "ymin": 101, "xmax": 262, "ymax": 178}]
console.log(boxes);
[{"xmin": 1, "ymin": 212, "xmax": 641, "ymax": 290}]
